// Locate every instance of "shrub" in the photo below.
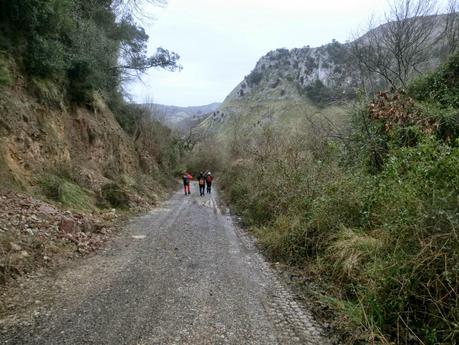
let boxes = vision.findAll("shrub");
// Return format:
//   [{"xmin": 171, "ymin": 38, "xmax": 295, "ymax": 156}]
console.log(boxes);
[
  {"xmin": 408, "ymin": 51, "xmax": 459, "ymax": 108},
  {"xmin": 26, "ymin": 35, "xmax": 67, "ymax": 80},
  {"xmin": 30, "ymin": 78, "xmax": 64, "ymax": 105},
  {"xmin": 101, "ymin": 183, "xmax": 129, "ymax": 209},
  {"xmin": 246, "ymin": 70, "xmax": 263, "ymax": 87},
  {"xmin": 0, "ymin": 54, "xmax": 12, "ymax": 86},
  {"xmin": 40, "ymin": 175, "xmax": 62, "ymax": 201},
  {"xmin": 40, "ymin": 174, "xmax": 94, "ymax": 211}
]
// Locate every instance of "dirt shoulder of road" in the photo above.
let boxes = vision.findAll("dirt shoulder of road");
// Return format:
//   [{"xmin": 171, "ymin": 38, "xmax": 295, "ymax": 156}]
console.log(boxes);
[
  {"xmin": 0, "ymin": 189, "xmax": 151, "ymax": 332},
  {"xmin": 215, "ymin": 194, "xmax": 345, "ymax": 344}
]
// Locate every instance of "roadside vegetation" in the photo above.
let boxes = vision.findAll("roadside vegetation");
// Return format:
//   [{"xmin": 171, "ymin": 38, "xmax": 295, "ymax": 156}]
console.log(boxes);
[
  {"xmin": 217, "ymin": 48, "xmax": 459, "ymax": 345},
  {"xmin": 191, "ymin": 1, "xmax": 459, "ymax": 343}
]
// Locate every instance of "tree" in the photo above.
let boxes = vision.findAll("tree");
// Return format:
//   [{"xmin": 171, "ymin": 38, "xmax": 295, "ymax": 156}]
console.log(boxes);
[
  {"xmin": 0, "ymin": 0, "xmax": 181, "ymax": 104},
  {"xmin": 351, "ymin": 0, "xmax": 439, "ymax": 91},
  {"xmin": 444, "ymin": 0, "xmax": 459, "ymax": 54}
]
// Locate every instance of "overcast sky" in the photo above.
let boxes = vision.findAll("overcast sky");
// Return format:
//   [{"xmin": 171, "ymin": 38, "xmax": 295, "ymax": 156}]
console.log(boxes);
[{"xmin": 126, "ymin": 0, "xmax": 391, "ymax": 106}]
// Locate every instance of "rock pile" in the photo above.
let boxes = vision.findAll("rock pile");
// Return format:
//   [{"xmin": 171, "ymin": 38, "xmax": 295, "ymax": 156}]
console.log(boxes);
[{"xmin": 0, "ymin": 191, "xmax": 116, "ymax": 285}]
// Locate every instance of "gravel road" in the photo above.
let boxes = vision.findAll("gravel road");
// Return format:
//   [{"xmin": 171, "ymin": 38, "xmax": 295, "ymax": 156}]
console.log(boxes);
[{"xmin": 1, "ymin": 185, "xmax": 331, "ymax": 345}]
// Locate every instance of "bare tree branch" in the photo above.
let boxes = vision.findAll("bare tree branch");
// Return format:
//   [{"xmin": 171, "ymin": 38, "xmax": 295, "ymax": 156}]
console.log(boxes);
[
  {"xmin": 444, "ymin": 0, "xmax": 459, "ymax": 54},
  {"xmin": 350, "ymin": 0, "xmax": 439, "ymax": 92}
]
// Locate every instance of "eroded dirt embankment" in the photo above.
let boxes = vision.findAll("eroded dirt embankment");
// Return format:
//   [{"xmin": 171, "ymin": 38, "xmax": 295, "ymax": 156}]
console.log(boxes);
[
  {"xmin": 0, "ymin": 88, "xmax": 140, "ymax": 191},
  {"xmin": 0, "ymin": 85, "xmax": 177, "ymax": 312}
]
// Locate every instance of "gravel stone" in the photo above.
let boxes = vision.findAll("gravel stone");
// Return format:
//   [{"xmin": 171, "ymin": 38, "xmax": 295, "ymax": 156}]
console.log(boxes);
[{"xmin": 1, "ymin": 188, "xmax": 333, "ymax": 344}]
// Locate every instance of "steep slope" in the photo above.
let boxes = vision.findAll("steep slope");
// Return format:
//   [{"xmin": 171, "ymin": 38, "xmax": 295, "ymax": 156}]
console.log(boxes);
[
  {"xmin": 197, "ymin": 42, "xmax": 353, "ymax": 140},
  {"xmin": 0, "ymin": 86, "xmax": 174, "ymax": 202},
  {"xmin": 1, "ymin": 91, "xmax": 123, "ymax": 186}
]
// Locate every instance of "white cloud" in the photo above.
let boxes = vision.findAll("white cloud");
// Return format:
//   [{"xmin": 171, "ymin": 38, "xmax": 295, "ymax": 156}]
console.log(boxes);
[{"xmin": 126, "ymin": 0, "xmax": 390, "ymax": 106}]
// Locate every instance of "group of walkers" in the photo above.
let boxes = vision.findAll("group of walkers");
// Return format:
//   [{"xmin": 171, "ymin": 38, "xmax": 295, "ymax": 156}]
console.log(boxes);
[{"xmin": 182, "ymin": 171, "xmax": 213, "ymax": 196}]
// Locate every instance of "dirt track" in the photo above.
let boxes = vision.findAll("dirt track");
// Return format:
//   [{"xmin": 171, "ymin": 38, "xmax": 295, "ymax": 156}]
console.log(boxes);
[{"xmin": 1, "ymin": 185, "xmax": 331, "ymax": 344}]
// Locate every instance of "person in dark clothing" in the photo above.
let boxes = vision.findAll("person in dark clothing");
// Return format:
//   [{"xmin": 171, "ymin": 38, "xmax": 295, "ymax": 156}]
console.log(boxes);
[
  {"xmin": 206, "ymin": 172, "xmax": 213, "ymax": 194},
  {"xmin": 182, "ymin": 172, "xmax": 192, "ymax": 195},
  {"xmin": 198, "ymin": 172, "xmax": 206, "ymax": 196}
]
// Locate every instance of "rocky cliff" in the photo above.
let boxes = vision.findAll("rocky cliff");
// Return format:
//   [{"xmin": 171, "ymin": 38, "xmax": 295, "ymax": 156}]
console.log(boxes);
[
  {"xmin": 195, "ymin": 41, "xmax": 355, "ymax": 138},
  {"xmin": 199, "ymin": 15, "xmax": 453, "ymax": 137}
]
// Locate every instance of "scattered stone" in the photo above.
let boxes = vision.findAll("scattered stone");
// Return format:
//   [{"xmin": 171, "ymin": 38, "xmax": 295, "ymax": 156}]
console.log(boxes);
[
  {"xmin": 59, "ymin": 218, "xmax": 77, "ymax": 234},
  {"xmin": 0, "ymin": 190, "xmax": 114, "ymax": 286},
  {"xmin": 10, "ymin": 242, "xmax": 22, "ymax": 251},
  {"xmin": 37, "ymin": 205, "xmax": 56, "ymax": 215}
]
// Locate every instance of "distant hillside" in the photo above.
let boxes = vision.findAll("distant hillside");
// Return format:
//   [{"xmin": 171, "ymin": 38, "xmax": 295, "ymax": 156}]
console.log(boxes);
[
  {"xmin": 194, "ymin": 40, "xmax": 358, "ymax": 139},
  {"xmin": 196, "ymin": 14, "xmax": 453, "ymax": 139},
  {"xmin": 144, "ymin": 103, "xmax": 221, "ymax": 126}
]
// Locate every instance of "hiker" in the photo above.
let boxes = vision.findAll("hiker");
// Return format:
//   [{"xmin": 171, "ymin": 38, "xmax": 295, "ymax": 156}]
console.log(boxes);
[
  {"xmin": 198, "ymin": 171, "xmax": 206, "ymax": 196},
  {"xmin": 206, "ymin": 172, "xmax": 213, "ymax": 194},
  {"xmin": 182, "ymin": 172, "xmax": 192, "ymax": 195}
]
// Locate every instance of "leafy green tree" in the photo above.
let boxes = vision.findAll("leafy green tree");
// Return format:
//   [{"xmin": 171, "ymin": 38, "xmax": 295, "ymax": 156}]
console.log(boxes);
[{"xmin": 0, "ymin": 0, "xmax": 181, "ymax": 104}]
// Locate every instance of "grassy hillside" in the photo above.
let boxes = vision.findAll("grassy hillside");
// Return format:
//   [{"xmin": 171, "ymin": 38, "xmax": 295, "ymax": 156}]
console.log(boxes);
[{"xmin": 194, "ymin": 74, "xmax": 349, "ymax": 148}]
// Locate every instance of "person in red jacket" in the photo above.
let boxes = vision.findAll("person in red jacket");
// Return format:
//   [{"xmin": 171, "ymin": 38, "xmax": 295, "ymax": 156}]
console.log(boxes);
[
  {"xmin": 182, "ymin": 172, "xmax": 192, "ymax": 195},
  {"xmin": 206, "ymin": 172, "xmax": 213, "ymax": 194}
]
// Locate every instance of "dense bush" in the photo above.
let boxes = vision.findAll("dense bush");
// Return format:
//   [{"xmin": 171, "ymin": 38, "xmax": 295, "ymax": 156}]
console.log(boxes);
[
  {"xmin": 408, "ymin": 52, "xmax": 459, "ymax": 108},
  {"xmin": 0, "ymin": 0, "xmax": 179, "ymax": 105},
  {"xmin": 246, "ymin": 70, "xmax": 264, "ymax": 87},
  {"xmin": 100, "ymin": 183, "xmax": 129, "ymax": 209},
  {"xmin": 219, "ymin": 53, "xmax": 459, "ymax": 344},
  {"xmin": 304, "ymin": 79, "xmax": 336, "ymax": 107}
]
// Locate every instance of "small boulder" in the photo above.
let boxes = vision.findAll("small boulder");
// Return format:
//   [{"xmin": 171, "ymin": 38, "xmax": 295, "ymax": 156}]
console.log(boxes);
[
  {"xmin": 10, "ymin": 242, "xmax": 22, "ymax": 251},
  {"xmin": 59, "ymin": 217, "xmax": 77, "ymax": 233},
  {"xmin": 37, "ymin": 205, "xmax": 57, "ymax": 215}
]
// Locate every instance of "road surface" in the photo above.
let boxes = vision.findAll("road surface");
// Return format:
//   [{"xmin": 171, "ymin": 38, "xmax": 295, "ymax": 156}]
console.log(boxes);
[{"xmin": 1, "ymin": 185, "xmax": 331, "ymax": 345}]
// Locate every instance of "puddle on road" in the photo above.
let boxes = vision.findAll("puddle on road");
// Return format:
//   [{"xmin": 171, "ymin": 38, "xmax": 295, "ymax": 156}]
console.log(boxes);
[{"xmin": 131, "ymin": 235, "xmax": 146, "ymax": 240}]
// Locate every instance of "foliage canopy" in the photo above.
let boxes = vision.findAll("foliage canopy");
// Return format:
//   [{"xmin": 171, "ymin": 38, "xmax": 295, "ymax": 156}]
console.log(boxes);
[{"xmin": 0, "ymin": 0, "xmax": 180, "ymax": 104}]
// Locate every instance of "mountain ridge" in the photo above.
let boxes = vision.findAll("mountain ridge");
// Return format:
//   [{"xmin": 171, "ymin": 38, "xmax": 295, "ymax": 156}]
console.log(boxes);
[
  {"xmin": 143, "ymin": 102, "xmax": 221, "ymax": 125},
  {"xmin": 197, "ymin": 14, "xmax": 454, "ymax": 138}
]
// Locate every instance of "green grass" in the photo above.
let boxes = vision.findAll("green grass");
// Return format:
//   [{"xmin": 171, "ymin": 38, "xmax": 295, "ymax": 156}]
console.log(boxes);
[
  {"xmin": 39, "ymin": 174, "xmax": 95, "ymax": 211},
  {"xmin": 0, "ymin": 54, "xmax": 12, "ymax": 87},
  {"xmin": 30, "ymin": 78, "xmax": 64, "ymax": 105}
]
